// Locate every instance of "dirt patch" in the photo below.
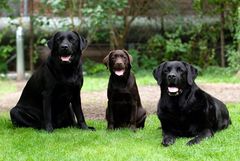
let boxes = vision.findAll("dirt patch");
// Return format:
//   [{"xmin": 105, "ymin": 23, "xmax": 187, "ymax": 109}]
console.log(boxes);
[{"xmin": 1, "ymin": 81, "xmax": 240, "ymax": 120}]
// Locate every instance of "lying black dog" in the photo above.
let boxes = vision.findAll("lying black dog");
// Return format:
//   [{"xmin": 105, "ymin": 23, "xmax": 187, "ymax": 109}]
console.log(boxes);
[
  {"xmin": 10, "ymin": 31, "xmax": 94, "ymax": 132},
  {"xmin": 103, "ymin": 49, "xmax": 147, "ymax": 131},
  {"xmin": 153, "ymin": 61, "xmax": 231, "ymax": 146}
]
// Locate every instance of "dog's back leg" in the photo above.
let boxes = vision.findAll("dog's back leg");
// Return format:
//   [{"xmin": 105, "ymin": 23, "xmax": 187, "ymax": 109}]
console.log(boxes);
[{"xmin": 10, "ymin": 107, "xmax": 41, "ymax": 129}]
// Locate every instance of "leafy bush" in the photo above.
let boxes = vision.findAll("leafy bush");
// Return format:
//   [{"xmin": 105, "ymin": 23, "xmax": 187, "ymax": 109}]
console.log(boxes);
[
  {"xmin": 83, "ymin": 58, "xmax": 106, "ymax": 75},
  {"xmin": 227, "ymin": 47, "xmax": 240, "ymax": 72},
  {"xmin": 142, "ymin": 23, "xmax": 221, "ymax": 68},
  {"xmin": 128, "ymin": 48, "xmax": 158, "ymax": 71},
  {"xmin": 0, "ymin": 28, "xmax": 15, "ymax": 73},
  {"xmin": 226, "ymin": 7, "xmax": 240, "ymax": 72}
]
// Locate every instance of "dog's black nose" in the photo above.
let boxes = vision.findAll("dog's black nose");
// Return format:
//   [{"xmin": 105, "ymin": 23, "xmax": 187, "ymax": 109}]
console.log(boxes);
[
  {"xmin": 168, "ymin": 74, "xmax": 176, "ymax": 80},
  {"xmin": 61, "ymin": 44, "xmax": 68, "ymax": 49}
]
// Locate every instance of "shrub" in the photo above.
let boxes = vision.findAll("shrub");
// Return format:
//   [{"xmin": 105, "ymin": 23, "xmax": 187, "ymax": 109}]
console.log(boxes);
[
  {"xmin": 0, "ymin": 28, "xmax": 15, "ymax": 73},
  {"xmin": 227, "ymin": 47, "xmax": 240, "ymax": 72},
  {"xmin": 128, "ymin": 48, "xmax": 158, "ymax": 71},
  {"xmin": 141, "ymin": 23, "xmax": 221, "ymax": 68},
  {"xmin": 83, "ymin": 58, "xmax": 106, "ymax": 75}
]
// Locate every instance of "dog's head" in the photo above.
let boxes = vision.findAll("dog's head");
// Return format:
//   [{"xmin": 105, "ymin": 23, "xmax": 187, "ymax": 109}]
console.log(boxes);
[
  {"xmin": 47, "ymin": 31, "xmax": 87, "ymax": 64},
  {"xmin": 153, "ymin": 61, "xmax": 198, "ymax": 96},
  {"xmin": 103, "ymin": 49, "xmax": 133, "ymax": 76}
]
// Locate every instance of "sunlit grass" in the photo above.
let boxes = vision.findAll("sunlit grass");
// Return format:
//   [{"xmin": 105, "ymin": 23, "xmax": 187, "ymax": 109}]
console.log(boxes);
[
  {"xmin": 1, "ymin": 67, "xmax": 239, "ymax": 94},
  {"xmin": 0, "ymin": 80, "xmax": 16, "ymax": 97},
  {"xmin": 0, "ymin": 104, "xmax": 239, "ymax": 161}
]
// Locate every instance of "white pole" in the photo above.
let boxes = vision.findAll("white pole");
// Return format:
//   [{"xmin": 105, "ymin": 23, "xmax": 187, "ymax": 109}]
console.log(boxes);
[{"xmin": 16, "ymin": 26, "xmax": 25, "ymax": 81}]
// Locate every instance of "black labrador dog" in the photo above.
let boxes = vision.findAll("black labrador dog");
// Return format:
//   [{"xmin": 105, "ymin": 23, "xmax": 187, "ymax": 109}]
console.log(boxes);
[
  {"xmin": 103, "ymin": 49, "xmax": 147, "ymax": 131},
  {"xmin": 10, "ymin": 31, "xmax": 94, "ymax": 132},
  {"xmin": 153, "ymin": 61, "xmax": 231, "ymax": 146}
]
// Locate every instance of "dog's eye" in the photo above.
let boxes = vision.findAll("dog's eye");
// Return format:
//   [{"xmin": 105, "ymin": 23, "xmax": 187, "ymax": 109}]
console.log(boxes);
[
  {"xmin": 163, "ymin": 68, "xmax": 169, "ymax": 73},
  {"xmin": 68, "ymin": 37, "xmax": 74, "ymax": 42},
  {"xmin": 56, "ymin": 37, "xmax": 61, "ymax": 41},
  {"xmin": 123, "ymin": 56, "xmax": 127, "ymax": 60},
  {"xmin": 177, "ymin": 67, "xmax": 183, "ymax": 72}
]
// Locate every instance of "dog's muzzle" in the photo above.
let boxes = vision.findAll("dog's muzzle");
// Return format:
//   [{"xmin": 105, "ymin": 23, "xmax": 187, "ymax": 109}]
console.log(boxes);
[
  {"xmin": 113, "ymin": 63, "xmax": 125, "ymax": 76},
  {"xmin": 167, "ymin": 86, "xmax": 183, "ymax": 96}
]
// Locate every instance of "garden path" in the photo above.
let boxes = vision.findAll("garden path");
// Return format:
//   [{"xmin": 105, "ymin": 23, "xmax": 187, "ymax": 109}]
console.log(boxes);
[{"xmin": 0, "ymin": 81, "xmax": 239, "ymax": 119}]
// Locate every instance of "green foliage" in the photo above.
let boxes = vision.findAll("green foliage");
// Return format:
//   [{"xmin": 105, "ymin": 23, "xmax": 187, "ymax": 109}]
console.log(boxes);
[
  {"xmin": 192, "ymin": 0, "xmax": 240, "ymax": 70},
  {"xmin": 0, "ymin": 28, "xmax": 15, "ymax": 73},
  {"xmin": 83, "ymin": 0, "xmax": 128, "ymax": 43},
  {"xmin": 0, "ymin": 104, "xmax": 240, "ymax": 160},
  {"xmin": 227, "ymin": 6, "xmax": 240, "ymax": 71},
  {"xmin": 83, "ymin": 59, "xmax": 107, "ymax": 75},
  {"xmin": 164, "ymin": 28, "xmax": 190, "ymax": 61},
  {"xmin": 0, "ymin": 0, "xmax": 15, "ymax": 16},
  {"xmin": 227, "ymin": 48, "xmax": 240, "ymax": 71},
  {"xmin": 128, "ymin": 48, "xmax": 158, "ymax": 71},
  {"xmin": 143, "ymin": 23, "xmax": 219, "ymax": 68}
]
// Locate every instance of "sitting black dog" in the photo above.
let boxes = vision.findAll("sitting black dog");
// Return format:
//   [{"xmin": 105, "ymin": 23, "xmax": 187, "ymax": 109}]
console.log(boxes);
[
  {"xmin": 153, "ymin": 61, "xmax": 231, "ymax": 146},
  {"xmin": 103, "ymin": 49, "xmax": 147, "ymax": 131},
  {"xmin": 10, "ymin": 31, "xmax": 94, "ymax": 132}
]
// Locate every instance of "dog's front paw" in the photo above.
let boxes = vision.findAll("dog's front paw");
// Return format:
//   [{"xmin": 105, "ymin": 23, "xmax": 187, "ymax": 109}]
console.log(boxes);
[
  {"xmin": 162, "ymin": 136, "xmax": 175, "ymax": 147},
  {"xmin": 77, "ymin": 123, "xmax": 95, "ymax": 131},
  {"xmin": 45, "ymin": 124, "xmax": 54, "ymax": 133},
  {"xmin": 107, "ymin": 124, "xmax": 114, "ymax": 130},
  {"xmin": 87, "ymin": 126, "xmax": 96, "ymax": 131},
  {"xmin": 129, "ymin": 124, "xmax": 137, "ymax": 132},
  {"xmin": 187, "ymin": 137, "xmax": 200, "ymax": 146}
]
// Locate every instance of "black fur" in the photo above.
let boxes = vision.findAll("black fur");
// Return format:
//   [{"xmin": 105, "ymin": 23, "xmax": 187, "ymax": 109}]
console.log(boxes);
[
  {"xmin": 10, "ymin": 31, "xmax": 94, "ymax": 132},
  {"xmin": 153, "ymin": 61, "xmax": 231, "ymax": 146}
]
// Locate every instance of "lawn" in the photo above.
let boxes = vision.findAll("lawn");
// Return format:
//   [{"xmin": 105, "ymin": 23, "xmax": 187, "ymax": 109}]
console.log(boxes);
[
  {"xmin": 0, "ymin": 67, "xmax": 240, "ymax": 94},
  {"xmin": 82, "ymin": 67, "xmax": 240, "ymax": 92},
  {"xmin": 0, "ymin": 104, "xmax": 239, "ymax": 161},
  {"xmin": 0, "ymin": 80, "xmax": 16, "ymax": 97}
]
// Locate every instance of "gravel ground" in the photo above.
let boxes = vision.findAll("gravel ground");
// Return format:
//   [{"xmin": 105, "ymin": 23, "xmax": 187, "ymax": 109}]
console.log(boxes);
[{"xmin": 0, "ymin": 81, "xmax": 240, "ymax": 120}]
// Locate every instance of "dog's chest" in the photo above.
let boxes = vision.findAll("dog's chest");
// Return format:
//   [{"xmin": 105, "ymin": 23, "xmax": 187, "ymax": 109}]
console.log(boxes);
[
  {"xmin": 52, "ymin": 82, "xmax": 75, "ymax": 100},
  {"xmin": 111, "ymin": 85, "xmax": 133, "ymax": 102}
]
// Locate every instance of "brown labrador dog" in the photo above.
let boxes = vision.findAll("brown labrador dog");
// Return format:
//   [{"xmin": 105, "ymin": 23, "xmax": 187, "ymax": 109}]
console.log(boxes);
[{"xmin": 103, "ymin": 49, "xmax": 147, "ymax": 131}]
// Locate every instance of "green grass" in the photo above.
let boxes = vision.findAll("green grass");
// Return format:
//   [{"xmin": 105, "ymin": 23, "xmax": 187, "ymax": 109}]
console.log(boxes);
[
  {"xmin": 0, "ymin": 80, "xmax": 16, "ymax": 97},
  {"xmin": 197, "ymin": 66, "xmax": 240, "ymax": 83},
  {"xmin": 82, "ymin": 67, "xmax": 240, "ymax": 92},
  {"xmin": 0, "ymin": 67, "xmax": 240, "ymax": 94},
  {"xmin": 0, "ymin": 104, "xmax": 239, "ymax": 161}
]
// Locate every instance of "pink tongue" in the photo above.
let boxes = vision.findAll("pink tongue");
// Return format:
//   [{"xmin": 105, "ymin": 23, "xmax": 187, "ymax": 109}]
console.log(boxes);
[
  {"xmin": 168, "ymin": 87, "xmax": 179, "ymax": 93},
  {"xmin": 115, "ymin": 70, "xmax": 124, "ymax": 76},
  {"xmin": 61, "ymin": 55, "xmax": 71, "ymax": 62}
]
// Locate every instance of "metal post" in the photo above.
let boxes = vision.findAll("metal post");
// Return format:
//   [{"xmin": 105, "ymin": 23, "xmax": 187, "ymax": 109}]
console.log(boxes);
[{"xmin": 16, "ymin": 26, "xmax": 25, "ymax": 81}]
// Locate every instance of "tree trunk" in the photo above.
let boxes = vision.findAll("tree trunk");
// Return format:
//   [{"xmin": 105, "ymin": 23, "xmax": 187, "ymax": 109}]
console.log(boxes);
[
  {"xmin": 29, "ymin": 0, "xmax": 34, "ymax": 72},
  {"xmin": 220, "ymin": 3, "xmax": 225, "ymax": 67},
  {"xmin": 160, "ymin": 16, "xmax": 165, "ymax": 36},
  {"xmin": 238, "ymin": 6, "xmax": 240, "ymax": 53}
]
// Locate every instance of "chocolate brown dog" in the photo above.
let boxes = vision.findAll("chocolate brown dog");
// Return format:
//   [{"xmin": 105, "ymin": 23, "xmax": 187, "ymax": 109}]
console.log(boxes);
[{"xmin": 103, "ymin": 50, "xmax": 147, "ymax": 131}]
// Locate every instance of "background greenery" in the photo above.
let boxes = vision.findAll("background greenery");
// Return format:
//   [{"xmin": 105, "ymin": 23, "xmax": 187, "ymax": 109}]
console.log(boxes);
[{"xmin": 0, "ymin": 0, "xmax": 239, "ymax": 74}]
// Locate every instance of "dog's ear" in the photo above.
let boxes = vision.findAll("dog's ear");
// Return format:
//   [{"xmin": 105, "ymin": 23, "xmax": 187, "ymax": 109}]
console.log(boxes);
[
  {"xmin": 183, "ymin": 62, "xmax": 198, "ymax": 85},
  {"xmin": 153, "ymin": 62, "xmax": 166, "ymax": 85},
  {"xmin": 72, "ymin": 31, "xmax": 88, "ymax": 51},
  {"xmin": 47, "ymin": 32, "xmax": 60, "ymax": 50},
  {"xmin": 103, "ymin": 50, "xmax": 114, "ymax": 69},
  {"xmin": 122, "ymin": 49, "xmax": 133, "ymax": 63}
]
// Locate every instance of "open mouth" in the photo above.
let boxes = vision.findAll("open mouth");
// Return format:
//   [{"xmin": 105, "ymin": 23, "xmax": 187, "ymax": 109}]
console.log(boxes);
[
  {"xmin": 167, "ymin": 86, "xmax": 182, "ymax": 96},
  {"xmin": 114, "ymin": 69, "xmax": 125, "ymax": 76},
  {"xmin": 60, "ymin": 55, "xmax": 72, "ymax": 62}
]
